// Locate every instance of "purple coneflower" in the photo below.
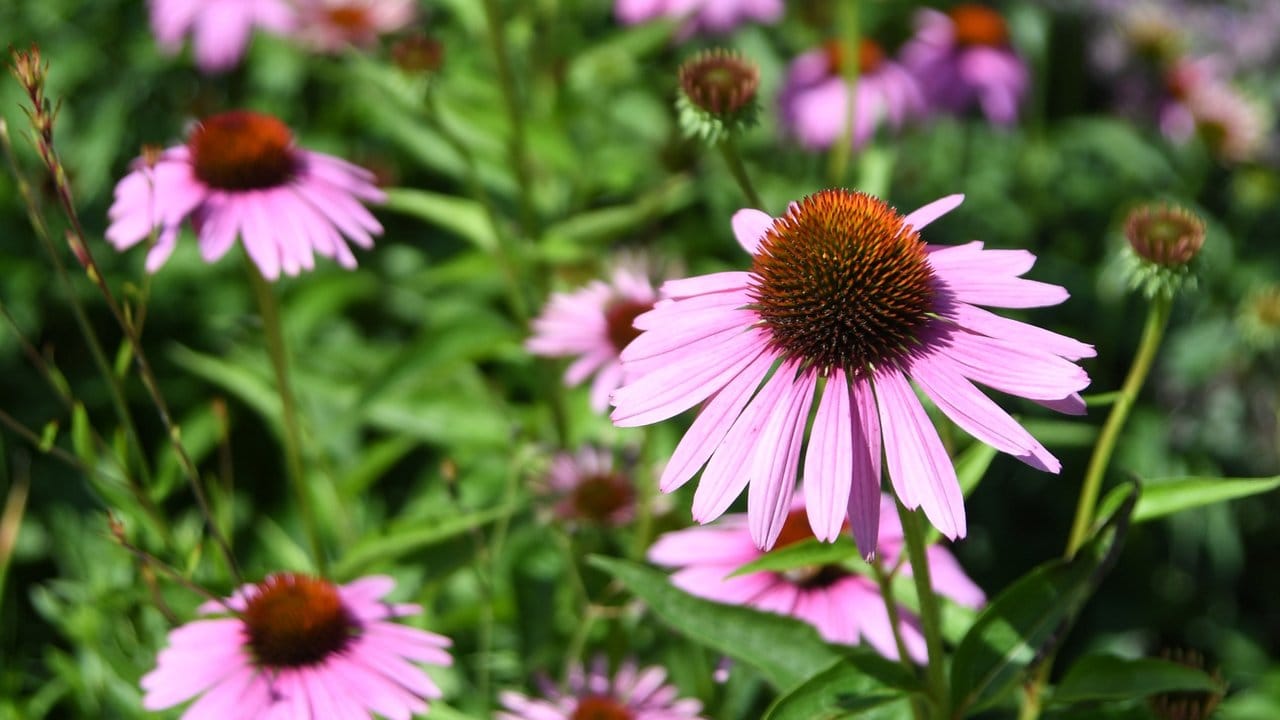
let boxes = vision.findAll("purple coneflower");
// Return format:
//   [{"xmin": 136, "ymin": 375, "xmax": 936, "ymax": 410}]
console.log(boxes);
[
  {"xmin": 1160, "ymin": 57, "xmax": 1266, "ymax": 163},
  {"xmin": 611, "ymin": 189, "xmax": 1093, "ymax": 553},
  {"xmin": 141, "ymin": 573, "xmax": 452, "ymax": 719},
  {"xmin": 148, "ymin": 0, "xmax": 295, "ymax": 73},
  {"xmin": 779, "ymin": 39, "xmax": 925, "ymax": 151},
  {"xmin": 497, "ymin": 657, "xmax": 705, "ymax": 720},
  {"xmin": 106, "ymin": 110, "xmax": 384, "ymax": 279},
  {"xmin": 615, "ymin": 0, "xmax": 783, "ymax": 37},
  {"xmin": 294, "ymin": 0, "xmax": 417, "ymax": 53},
  {"xmin": 542, "ymin": 446, "xmax": 637, "ymax": 527},
  {"xmin": 901, "ymin": 4, "xmax": 1029, "ymax": 125},
  {"xmin": 527, "ymin": 264, "xmax": 660, "ymax": 412},
  {"xmin": 649, "ymin": 493, "xmax": 984, "ymax": 660}
]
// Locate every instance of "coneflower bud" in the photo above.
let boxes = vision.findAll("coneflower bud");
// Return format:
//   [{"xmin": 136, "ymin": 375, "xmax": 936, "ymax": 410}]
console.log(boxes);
[
  {"xmin": 1121, "ymin": 202, "xmax": 1206, "ymax": 299},
  {"xmin": 391, "ymin": 33, "xmax": 444, "ymax": 74},
  {"xmin": 676, "ymin": 49, "xmax": 760, "ymax": 144}
]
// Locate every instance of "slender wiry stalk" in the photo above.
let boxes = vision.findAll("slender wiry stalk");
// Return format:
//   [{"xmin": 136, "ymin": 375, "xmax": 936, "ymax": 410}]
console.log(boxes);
[
  {"xmin": 897, "ymin": 500, "xmax": 949, "ymax": 717},
  {"xmin": 872, "ymin": 558, "xmax": 927, "ymax": 720},
  {"xmin": 1066, "ymin": 295, "xmax": 1172, "ymax": 556},
  {"xmin": 718, "ymin": 135, "xmax": 763, "ymax": 208},
  {"xmin": 481, "ymin": 0, "xmax": 538, "ymax": 240},
  {"xmin": 828, "ymin": 1, "xmax": 862, "ymax": 186},
  {"xmin": 246, "ymin": 263, "xmax": 327, "ymax": 576}
]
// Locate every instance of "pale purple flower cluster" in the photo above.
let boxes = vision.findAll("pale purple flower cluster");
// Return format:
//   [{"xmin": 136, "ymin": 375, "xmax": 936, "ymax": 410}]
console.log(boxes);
[{"xmin": 615, "ymin": 0, "xmax": 784, "ymax": 37}]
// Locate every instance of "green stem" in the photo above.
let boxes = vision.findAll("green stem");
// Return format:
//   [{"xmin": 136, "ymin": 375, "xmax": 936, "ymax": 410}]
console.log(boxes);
[
  {"xmin": 1065, "ymin": 295, "xmax": 1172, "ymax": 557},
  {"xmin": 828, "ymin": 1, "xmax": 861, "ymax": 186},
  {"xmin": 481, "ymin": 0, "xmax": 538, "ymax": 240},
  {"xmin": 246, "ymin": 263, "xmax": 327, "ymax": 575},
  {"xmin": 718, "ymin": 136, "xmax": 763, "ymax": 209},
  {"xmin": 897, "ymin": 500, "xmax": 949, "ymax": 717},
  {"xmin": 872, "ymin": 558, "xmax": 927, "ymax": 720}
]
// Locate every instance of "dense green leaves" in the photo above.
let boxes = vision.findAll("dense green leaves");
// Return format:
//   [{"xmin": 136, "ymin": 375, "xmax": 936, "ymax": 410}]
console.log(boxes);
[
  {"xmin": 763, "ymin": 658, "xmax": 917, "ymax": 720},
  {"xmin": 949, "ymin": 485, "xmax": 1137, "ymax": 715}
]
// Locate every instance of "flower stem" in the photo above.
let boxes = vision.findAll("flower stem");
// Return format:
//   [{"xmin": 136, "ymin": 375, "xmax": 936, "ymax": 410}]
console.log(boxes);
[
  {"xmin": 1065, "ymin": 294, "xmax": 1172, "ymax": 557},
  {"xmin": 246, "ymin": 263, "xmax": 327, "ymax": 576},
  {"xmin": 872, "ymin": 558, "xmax": 927, "ymax": 720},
  {"xmin": 718, "ymin": 135, "xmax": 764, "ymax": 209},
  {"xmin": 828, "ymin": 0, "xmax": 862, "ymax": 186},
  {"xmin": 481, "ymin": 0, "xmax": 538, "ymax": 240},
  {"xmin": 897, "ymin": 499, "xmax": 949, "ymax": 717}
]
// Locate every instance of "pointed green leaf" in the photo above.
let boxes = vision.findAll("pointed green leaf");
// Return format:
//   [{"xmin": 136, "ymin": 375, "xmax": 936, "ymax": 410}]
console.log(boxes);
[
  {"xmin": 729, "ymin": 537, "xmax": 867, "ymax": 578},
  {"xmin": 590, "ymin": 556, "xmax": 840, "ymax": 690},
  {"xmin": 1052, "ymin": 654, "xmax": 1223, "ymax": 705},
  {"xmin": 1132, "ymin": 476, "xmax": 1280, "ymax": 523},
  {"xmin": 333, "ymin": 504, "xmax": 519, "ymax": 581},
  {"xmin": 764, "ymin": 657, "xmax": 917, "ymax": 720},
  {"xmin": 381, "ymin": 188, "xmax": 497, "ymax": 251},
  {"xmin": 950, "ymin": 484, "xmax": 1136, "ymax": 714}
]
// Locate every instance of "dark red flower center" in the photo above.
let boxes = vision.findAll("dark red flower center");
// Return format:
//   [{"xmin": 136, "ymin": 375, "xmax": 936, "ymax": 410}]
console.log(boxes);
[
  {"xmin": 749, "ymin": 189, "xmax": 936, "ymax": 377},
  {"xmin": 242, "ymin": 574, "xmax": 356, "ymax": 668},
  {"xmin": 604, "ymin": 298, "xmax": 652, "ymax": 353},
  {"xmin": 823, "ymin": 39, "xmax": 885, "ymax": 75},
  {"xmin": 188, "ymin": 111, "xmax": 298, "ymax": 191},
  {"xmin": 949, "ymin": 4, "xmax": 1009, "ymax": 47},
  {"xmin": 774, "ymin": 509, "xmax": 851, "ymax": 589},
  {"xmin": 679, "ymin": 48, "xmax": 760, "ymax": 116},
  {"xmin": 326, "ymin": 5, "xmax": 371, "ymax": 32},
  {"xmin": 571, "ymin": 695, "xmax": 635, "ymax": 720},
  {"xmin": 571, "ymin": 473, "xmax": 635, "ymax": 523}
]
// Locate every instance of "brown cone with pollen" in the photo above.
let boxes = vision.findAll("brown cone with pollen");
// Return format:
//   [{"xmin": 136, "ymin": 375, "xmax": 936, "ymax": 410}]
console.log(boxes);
[
  {"xmin": 188, "ymin": 111, "xmax": 298, "ymax": 191},
  {"xmin": 242, "ymin": 574, "xmax": 356, "ymax": 668},
  {"xmin": 948, "ymin": 4, "xmax": 1010, "ymax": 47},
  {"xmin": 750, "ymin": 189, "xmax": 936, "ymax": 377},
  {"xmin": 823, "ymin": 38, "xmax": 886, "ymax": 75},
  {"xmin": 571, "ymin": 695, "xmax": 636, "ymax": 720},
  {"xmin": 604, "ymin": 298, "xmax": 652, "ymax": 353}
]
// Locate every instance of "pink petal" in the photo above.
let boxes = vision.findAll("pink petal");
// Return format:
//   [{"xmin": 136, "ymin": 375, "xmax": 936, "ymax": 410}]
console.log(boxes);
[
  {"xmin": 874, "ymin": 368, "xmax": 966, "ymax": 539},
  {"xmin": 731, "ymin": 208, "xmax": 774, "ymax": 255},
  {"xmin": 660, "ymin": 272, "xmax": 751, "ymax": 299},
  {"xmin": 804, "ymin": 371, "xmax": 855, "ymax": 543},
  {"xmin": 848, "ymin": 377, "xmax": 883, "ymax": 558},
  {"xmin": 901, "ymin": 194, "xmax": 964, "ymax": 233},
  {"xmin": 747, "ymin": 367, "xmax": 815, "ymax": 549}
]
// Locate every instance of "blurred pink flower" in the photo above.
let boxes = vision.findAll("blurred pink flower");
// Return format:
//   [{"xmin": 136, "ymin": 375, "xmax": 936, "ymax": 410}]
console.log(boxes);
[
  {"xmin": 1160, "ymin": 57, "xmax": 1266, "ymax": 163},
  {"xmin": 779, "ymin": 39, "xmax": 925, "ymax": 151},
  {"xmin": 649, "ymin": 493, "xmax": 984, "ymax": 660},
  {"xmin": 295, "ymin": 0, "xmax": 417, "ymax": 53},
  {"xmin": 106, "ymin": 110, "xmax": 384, "ymax": 280},
  {"xmin": 142, "ymin": 573, "xmax": 452, "ymax": 719},
  {"xmin": 497, "ymin": 657, "xmax": 705, "ymax": 720},
  {"xmin": 611, "ymin": 190, "xmax": 1093, "ymax": 553},
  {"xmin": 542, "ymin": 446, "xmax": 637, "ymax": 527},
  {"xmin": 527, "ymin": 264, "xmax": 660, "ymax": 412},
  {"xmin": 901, "ymin": 4, "xmax": 1029, "ymax": 125},
  {"xmin": 615, "ymin": 0, "xmax": 783, "ymax": 37},
  {"xmin": 148, "ymin": 0, "xmax": 295, "ymax": 73}
]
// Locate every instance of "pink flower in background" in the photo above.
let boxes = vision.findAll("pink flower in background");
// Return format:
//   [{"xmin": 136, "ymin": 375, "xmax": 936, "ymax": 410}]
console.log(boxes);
[
  {"xmin": 295, "ymin": 0, "xmax": 417, "ymax": 53},
  {"xmin": 779, "ymin": 39, "xmax": 925, "ymax": 151},
  {"xmin": 650, "ymin": 493, "xmax": 984, "ymax": 660},
  {"xmin": 142, "ymin": 574, "xmax": 452, "ymax": 719},
  {"xmin": 497, "ymin": 657, "xmax": 706, "ymax": 720},
  {"xmin": 527, "ymin": 264, "xmax": 660, "ymax": 412},
  {"xmin": 1160, "ymin": 57, "xmax": 1266, "ymax": 163},
  {"xmin": 148, "ymin": 0, "xmax": 295, "ymax": 73},
  {"xmin": 106, "ymin": 110, "xmax": 384, "ymax": 280},
  {"xmin": 901, "ymin": 4, "xmax": 1029, "ymax": 125},
  {"xmin": 541, "ymin": 446, "xmax": 637, "ymax": 527},
  {"xmin": 615, "ymin": 0, "xmax": 783, "ymax": 37},
  {"xmin": 611, "ymin": 189, "xmax": 1093, "ymax": 553}
]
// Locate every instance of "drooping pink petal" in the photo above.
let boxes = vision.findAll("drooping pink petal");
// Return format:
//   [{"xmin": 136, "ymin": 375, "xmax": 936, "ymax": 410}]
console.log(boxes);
[
  {"xmin": 874, "ymin": 368, "xmax": 966, "ymax": 539},
  {"xmin": 848, "ymin": 377, "xmax": 883, "ymax": 558},
  {"xmin": 747, "ymin": 367, "xmax": 815, "ymax": 549},
  {"xmin": 731, "ymin": 208, "xmax": 774, "ymax": 255},
  {"xmin": 901, "ymin": 194, "xmax": 964, "ymax": 233},
  {"xmin": 804, "ymin": 371, "xmax": 855, "ymax": 543}
]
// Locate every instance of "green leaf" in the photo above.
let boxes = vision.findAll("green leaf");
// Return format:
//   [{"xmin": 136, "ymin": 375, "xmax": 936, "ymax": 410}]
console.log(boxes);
[
  {"xmin": 37, "ymin": 420, "xmax": 59, "ymax": 452},
  {"xmin": 1132, "ymin": 476, "xmax": 1280, "ymax": 523},
  {"xmin": 764, "ymin": 657, "xmax": 916, "ymax": 720},
  {"xmin": 1052, "ymin": 654, "xmax": 1223, "ymax": 705},
  {"xmin": 729, "ymin": 537, "xmax": 867, "ymax": 578},
  {"xmin": 950, "ymin": 484, "xmax": 1137, "ymax": 715},
  {"xmin": 332, "ymin": 504, "xmax": 519, "ymax": 581},
  {"xmin": 381, "ymin": 188, "xmax": 497, "ymax": 251},
  {"xmin": 957, "ymin": 441, "xmax": 1000, "ymax": 497},
  {"xmin": 589, "ymin": 556, "xmax": 840, "ymax": 690}
]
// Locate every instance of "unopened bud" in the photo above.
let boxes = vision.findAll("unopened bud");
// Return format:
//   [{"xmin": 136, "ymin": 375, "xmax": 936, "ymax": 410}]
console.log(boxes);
[
  {"xmin": 1121, "ymin": 202, "xmax": 1206, "ymax": 299},
  {"xmin": 391, "ymin": 33, "xmax": 444, "ymax": 74},
  {"xmin": 676, "ymin": 49, "xmax": 760, "ymax": 144}
]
